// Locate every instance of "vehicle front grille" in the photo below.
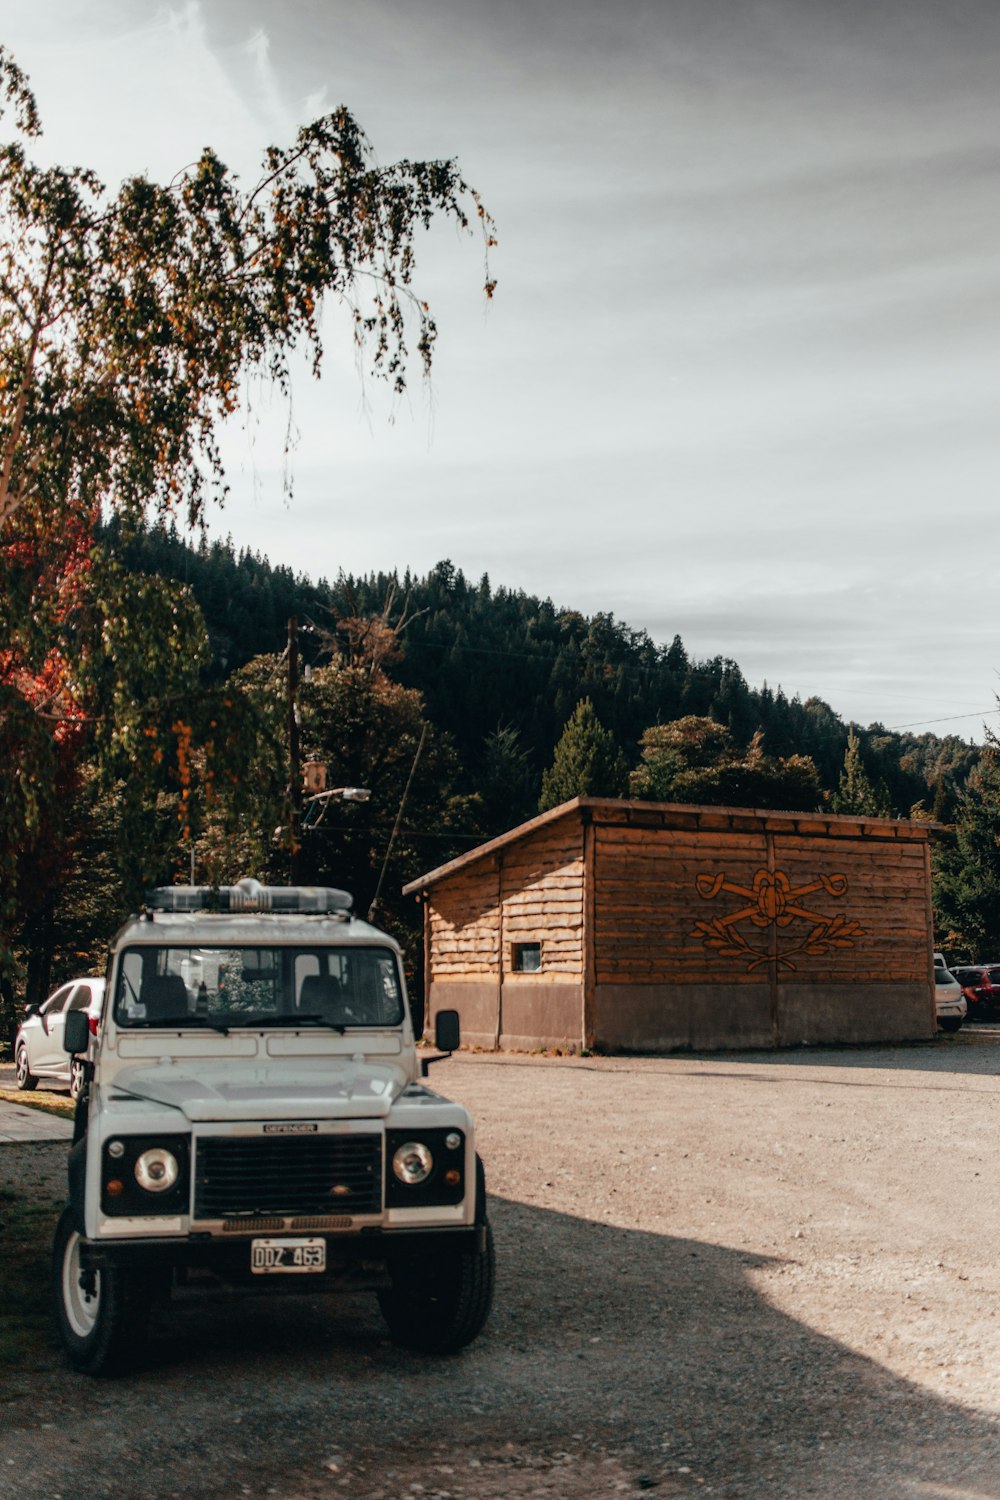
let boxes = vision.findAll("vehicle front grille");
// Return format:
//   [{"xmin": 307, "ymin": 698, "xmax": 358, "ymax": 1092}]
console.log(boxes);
[{"xmin": 194, "ymin": 1134, "xmax": 382, "ymax": 1219}]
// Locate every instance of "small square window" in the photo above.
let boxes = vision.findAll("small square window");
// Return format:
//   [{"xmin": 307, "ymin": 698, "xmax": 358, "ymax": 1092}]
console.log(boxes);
[{"xmin": 511, "ymin": 942, "xmax": 541, "ymax": 973}]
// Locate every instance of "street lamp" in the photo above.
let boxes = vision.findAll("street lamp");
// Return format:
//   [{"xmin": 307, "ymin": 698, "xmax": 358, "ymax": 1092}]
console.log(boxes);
[
  {"xmin": 301, "ymin": 785, "xmax": 371, "ymax": 829},
  {"xmin": 275, "ymin": 787, "xmax": 371, "ymax": 845}
]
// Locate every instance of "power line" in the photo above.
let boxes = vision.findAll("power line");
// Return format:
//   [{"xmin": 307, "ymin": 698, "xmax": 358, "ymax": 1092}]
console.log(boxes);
[{"xmin": 881, "ymin": 708, "xmax": 1000, "ymax": 732}]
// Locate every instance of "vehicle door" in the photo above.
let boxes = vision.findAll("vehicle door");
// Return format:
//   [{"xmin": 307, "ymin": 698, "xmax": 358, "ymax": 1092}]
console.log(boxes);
[{"xmin": 30, "ymin": 984, "xmax": 75, "ymax": 1071}]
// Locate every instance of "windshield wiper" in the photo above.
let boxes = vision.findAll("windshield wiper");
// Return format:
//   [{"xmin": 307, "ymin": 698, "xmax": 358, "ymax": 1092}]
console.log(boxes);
[
  {"xmin": 232, "ymin": 1013, "xmax": 347, "ymax": 1034},
  {"xmin": 138, "ymin": 1014, "xmax": 230, "ymax": 1035}
]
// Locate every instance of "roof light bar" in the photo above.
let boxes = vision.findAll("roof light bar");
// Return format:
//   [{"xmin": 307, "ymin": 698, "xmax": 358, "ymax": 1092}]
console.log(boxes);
[{"xmin": 146, "ymin": 879, "xmax": 353, "ymax": 915}]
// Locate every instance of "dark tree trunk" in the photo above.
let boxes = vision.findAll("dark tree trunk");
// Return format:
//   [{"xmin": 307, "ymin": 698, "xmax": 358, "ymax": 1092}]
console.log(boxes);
[{"xmin": 23, "ymin": 894, "xmax": 55, "ymax": 1009}]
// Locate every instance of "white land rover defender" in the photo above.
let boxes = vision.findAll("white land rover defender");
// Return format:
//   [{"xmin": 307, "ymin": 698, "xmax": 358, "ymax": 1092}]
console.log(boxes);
[{"xmin": 53, "ymin": 880, "xmax": 493, "ymax": 1375}]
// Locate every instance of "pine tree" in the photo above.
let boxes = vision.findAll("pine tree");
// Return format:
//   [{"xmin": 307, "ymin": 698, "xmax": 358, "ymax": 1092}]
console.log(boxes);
[
  {"xmin": 479, "ymin": 724, "xmax": 539, "ymax": 835},
  {"xmin": 538, "ymin": 700, "xmax": 628, "ymax": 812},
  {"xmin": 933, "ymin": 737, "xmax": 1000, "ymax": 955},
  {"xmin": 830, "ymin": 727, "xmax": 891, "ymax": 817}
]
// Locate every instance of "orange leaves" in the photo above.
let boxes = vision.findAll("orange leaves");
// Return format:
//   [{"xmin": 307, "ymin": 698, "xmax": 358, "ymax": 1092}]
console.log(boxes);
[
  {"xmin": 172, "ymin": 718, "xmax": 193, "ymax": 839},
  {"xmin": 203, "ymin": 737, "xmax": 216, "ymax": 805}
]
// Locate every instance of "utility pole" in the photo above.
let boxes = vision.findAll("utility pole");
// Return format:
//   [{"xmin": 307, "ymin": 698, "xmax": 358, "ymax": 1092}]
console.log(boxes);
[{"xmin": 287, "ymin": 615, "xmax": 301, "ymax": 883}]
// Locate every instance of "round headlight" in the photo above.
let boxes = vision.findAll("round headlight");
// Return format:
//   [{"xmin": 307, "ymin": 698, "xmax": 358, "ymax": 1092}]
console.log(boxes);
[
  {"xmin": 392, "ymin": 1141, "xmax": 433, "ymax": 1185},
  {"xmin": 134, "ymin": 1147, "xmax": 179, "ymax": 1194}
]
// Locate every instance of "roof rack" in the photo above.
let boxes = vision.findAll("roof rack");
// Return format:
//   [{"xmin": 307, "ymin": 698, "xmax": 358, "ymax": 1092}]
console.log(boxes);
[{"xmin": 145, "ymin": 879, "xmax": 353, "ymax": 915}]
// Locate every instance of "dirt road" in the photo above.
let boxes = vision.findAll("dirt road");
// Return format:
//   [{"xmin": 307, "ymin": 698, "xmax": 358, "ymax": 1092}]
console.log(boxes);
[{"xmin": 5, "ymin": 1036, "xmax": 1000, "ymax": 1499}]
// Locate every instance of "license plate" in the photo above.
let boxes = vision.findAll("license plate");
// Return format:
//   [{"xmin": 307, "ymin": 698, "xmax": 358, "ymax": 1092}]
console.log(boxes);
[{"xmin": 250, "ymin": 1237, "xmax": 326, "ymax": 1274}]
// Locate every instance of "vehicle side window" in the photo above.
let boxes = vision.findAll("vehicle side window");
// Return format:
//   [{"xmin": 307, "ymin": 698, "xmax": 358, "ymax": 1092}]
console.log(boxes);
[
  {"xmin": 117, "ymin": 952, "xmax": 144, "ymax": 1017},
  {"xmin": 66, "ymin": 985, "xmax": 92, "ymax": 1011},
  {"xmin": 41, "ymin": 985, "xmax": 73, "ymax": 1016}
]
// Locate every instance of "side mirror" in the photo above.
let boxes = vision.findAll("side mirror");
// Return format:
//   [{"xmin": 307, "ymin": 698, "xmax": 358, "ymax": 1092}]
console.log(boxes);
[
  {"xmin": 434, "ymin": 1009, "xmax": 460, "ymax": 1054},
  {"xmin": 63, "ymin": 1009, "xmax": 91, "ymax": 1055},
  {"xmin": 22, "ymin": 1003, "xmax": 38, "ymax": 1018}
]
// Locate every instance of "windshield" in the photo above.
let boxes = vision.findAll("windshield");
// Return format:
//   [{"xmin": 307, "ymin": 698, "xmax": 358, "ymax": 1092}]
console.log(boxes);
[{"xmin": 113, "ymin": 945, "xmax": 405, "ymax": 1029}]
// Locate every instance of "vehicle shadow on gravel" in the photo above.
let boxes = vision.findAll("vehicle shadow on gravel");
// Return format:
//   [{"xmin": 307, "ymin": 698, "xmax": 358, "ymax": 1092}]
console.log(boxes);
[{"xmin": 22, "ymin": 1194, "xmax": 990, "ymax": 1500}]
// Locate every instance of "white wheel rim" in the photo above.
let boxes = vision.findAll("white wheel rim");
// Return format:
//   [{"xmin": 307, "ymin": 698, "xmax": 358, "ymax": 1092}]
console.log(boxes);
[
  {"xmin": 70, "ymin": 1063, "xmax": 82, "ymax": 1099},
  {"xmin": 62, "ymin": 1228, "xmax": 101, "ymax": 1337},
  {"xmin": 15, "ymin": 1049, "xmax": 27, "ymax": 1084}
]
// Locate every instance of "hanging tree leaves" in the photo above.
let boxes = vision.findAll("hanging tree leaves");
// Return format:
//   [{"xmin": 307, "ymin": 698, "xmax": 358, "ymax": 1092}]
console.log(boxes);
[
  {"xmin": 0, "ymin": 47, "xmax": 495, "ymax": 1006},
  {"xmin": 0, "ymin": 45, "xmax": 494, "ymax": 546}
]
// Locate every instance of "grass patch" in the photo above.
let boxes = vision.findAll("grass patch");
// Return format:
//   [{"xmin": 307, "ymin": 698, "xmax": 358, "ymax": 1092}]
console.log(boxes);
[
  {"xmin": 0, "ymin": 1188, "xmax": 63, "ymax": 1369},
  {"xmin": 0, "ymin": 1088, "xmax": 75, "ymax": 1119}
]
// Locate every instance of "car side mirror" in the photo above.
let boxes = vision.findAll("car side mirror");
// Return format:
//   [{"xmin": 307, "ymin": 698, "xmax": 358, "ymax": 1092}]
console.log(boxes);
[
  {"xmin": 63, "ymin": 1009, "xmax": 90, "ymax": 1055},
  {"xmin": 434, "ymin": 1009, "xmax": 460, "ymax": 1054}
]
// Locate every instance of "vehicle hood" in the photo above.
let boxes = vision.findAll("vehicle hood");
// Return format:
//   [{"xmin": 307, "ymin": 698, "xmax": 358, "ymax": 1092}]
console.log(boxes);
[{"xmin": 109, "ymin": 1057, "xmax": 409, "ymax": 1121}]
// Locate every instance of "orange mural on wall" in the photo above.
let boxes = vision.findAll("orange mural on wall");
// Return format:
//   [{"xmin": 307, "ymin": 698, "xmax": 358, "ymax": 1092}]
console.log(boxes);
[{"xmin": 690, "ymin": 868, "xmax": 864, "ymax": 972}]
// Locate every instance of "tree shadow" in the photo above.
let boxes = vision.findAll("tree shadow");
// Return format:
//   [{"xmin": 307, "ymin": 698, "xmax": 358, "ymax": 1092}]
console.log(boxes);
[{"xmin": 11, "ymin": 1194, "xmax": 999, "ymax": 1499}]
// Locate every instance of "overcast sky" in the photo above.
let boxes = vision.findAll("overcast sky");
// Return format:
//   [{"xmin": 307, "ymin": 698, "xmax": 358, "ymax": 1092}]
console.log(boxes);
[{"xmin": 6, "ymin": 0, "xmax": 1000, "ymax": 738}]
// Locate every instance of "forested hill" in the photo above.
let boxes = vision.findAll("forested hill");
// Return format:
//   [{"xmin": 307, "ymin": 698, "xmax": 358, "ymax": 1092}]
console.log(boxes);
[{"xmin": 113, "ymin": 521, "xmax": 978, "ymax": 821}]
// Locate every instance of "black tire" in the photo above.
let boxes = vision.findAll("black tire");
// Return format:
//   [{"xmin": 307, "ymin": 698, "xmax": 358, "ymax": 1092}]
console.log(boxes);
[
  {"xmin": 69, "ymin": 1059, "xmax": 85, "ymax": 1102},
  {"xmin": 378, "ymin": 1219, "xmax": 495, "ymax": 1354},
  {"xmin": 52, "ymin": 1205, "xmax": 152, "ymax": 1375},
  {"xmin": 15, "ymin": 1044, "xmax": 38, "ymax": 1091},
  {"xmin": 939, "ymin": 1017, "xmax": 963, "ymax": 1033}
]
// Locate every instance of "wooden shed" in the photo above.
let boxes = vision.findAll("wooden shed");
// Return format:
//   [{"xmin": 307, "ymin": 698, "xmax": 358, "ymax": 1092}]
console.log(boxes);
[{"xmin": 403, "ymin": 797, "xmax": 939, "ymax": 1052}]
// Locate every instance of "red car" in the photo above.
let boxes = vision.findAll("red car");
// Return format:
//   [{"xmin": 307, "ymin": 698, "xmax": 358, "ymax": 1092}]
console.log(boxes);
[{"xmin": 952, "ymin": 966, "xmax": 1000, "ymax": 1019}]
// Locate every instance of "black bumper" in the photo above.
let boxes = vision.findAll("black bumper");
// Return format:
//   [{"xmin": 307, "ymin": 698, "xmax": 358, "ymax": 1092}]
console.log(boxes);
[{"xmin": 78, "ymin": 1224, "xmax": 486, "ymax": 1281}]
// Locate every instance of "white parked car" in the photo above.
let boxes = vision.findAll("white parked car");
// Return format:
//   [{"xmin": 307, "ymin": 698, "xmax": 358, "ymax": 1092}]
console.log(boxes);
[
  {"xmin": 15, "ymin": 978, "xmax": 105, "ymax": 1098},
  {"xmin": 935, "ymin": 963, "xmax": 966, "ymax": 1034}
]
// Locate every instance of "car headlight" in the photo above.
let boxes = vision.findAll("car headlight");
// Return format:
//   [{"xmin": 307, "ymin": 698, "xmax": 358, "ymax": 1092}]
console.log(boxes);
[
  {"xmin": 102, "ymin": 1134, "xmax": 189, "ymax": 1216},
  {"xmin": 134, "ymin": 1147, "xmax": 180, "ymax": 1194},
  {"xmin": 392, "ymin": 1141, "xmax": 433, "ymax": 1185}
]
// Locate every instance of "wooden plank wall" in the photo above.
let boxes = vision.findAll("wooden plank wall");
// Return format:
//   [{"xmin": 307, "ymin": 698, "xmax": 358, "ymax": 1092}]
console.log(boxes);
[
  {"xmin": 594, "ymin": 817, "xmax": 929, "ymax": 986},
  {"xmin": 428, "ymin": 816, "xmax": 585, "ymax": 981},
  {"xmin": 595, "ymin": 822, "xmax": 768, "ymax": 984},
  {"xmin": 500, "ymin": 822, "xmax": 585, "ymax": 978},
  {"xmin": 773, "ymin": 834, "xmax": 927, "ymax": 984},
  {"xmin": 427, "ymin": 864, "xmax": 501, "ymax": 977}
]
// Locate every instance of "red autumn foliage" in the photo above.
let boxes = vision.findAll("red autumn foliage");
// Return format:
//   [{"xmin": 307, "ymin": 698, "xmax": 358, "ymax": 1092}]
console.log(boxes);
[{"xmin": 0, "ymin": 508, "xmax": 95, "ymax": 759}]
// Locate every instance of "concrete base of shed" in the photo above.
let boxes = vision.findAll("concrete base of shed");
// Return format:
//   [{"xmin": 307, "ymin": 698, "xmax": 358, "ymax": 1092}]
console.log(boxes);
[
  {"xmin": 593, "ymin": 981, "xmax": 935, "ymax": 1051},
  {"xmin": 428, "ymin": 981, "xmax": 500, "ymax": 1049},
  {"xmin": 776, "ymin": 982, "xmax": 935, "ymax": 1046},
  {"xmin": 427, "ymin": 980, "xmax": 584, "ymax": 1051},
  {"xmin": 594, "ymin": 983, "xmax": 773, "ymax": 1051},
  {"xmin": 427, "ymin": 978, "xmax": 936, "ymax": 1052}
]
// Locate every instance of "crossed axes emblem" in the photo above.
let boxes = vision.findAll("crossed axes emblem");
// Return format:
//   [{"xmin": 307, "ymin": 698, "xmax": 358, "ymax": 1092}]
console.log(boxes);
[{"xmin": 690, "ymin": 868, "xmax": 864, "ymax": 972}]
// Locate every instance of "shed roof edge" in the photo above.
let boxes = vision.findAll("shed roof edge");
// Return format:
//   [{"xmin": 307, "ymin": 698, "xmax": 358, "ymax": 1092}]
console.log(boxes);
[
  {"xmin": 401, "ymin": 797, "xmax": 945, "ymax": 895},
  {"xmin": 401, "ymin": 799, "xmax": 586, "ymax": 894}
]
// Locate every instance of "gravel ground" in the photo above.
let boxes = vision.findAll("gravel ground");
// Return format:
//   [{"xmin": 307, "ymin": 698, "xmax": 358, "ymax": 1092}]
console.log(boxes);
[{"xmin": 4, "ymin": 1034, "xmax": 1000, "ymax": 1499}]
